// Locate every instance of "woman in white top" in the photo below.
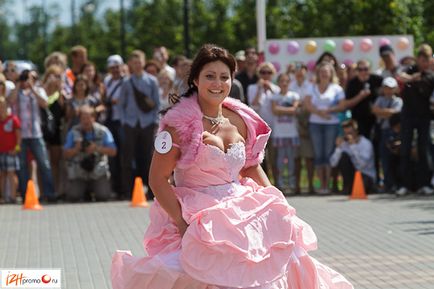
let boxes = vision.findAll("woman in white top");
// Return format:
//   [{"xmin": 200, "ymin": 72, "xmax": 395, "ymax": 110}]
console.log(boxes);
[
  {"xmin": 247, "ymin": 62, "xmax": 280, "ymax": 180},
  {"xmin": 247, "ymin": 62, "xmax": 280, "ymax": 127},
  {"xmin": 271, "ymin": 73, "xmax": 300, "ymax": 190},
  {"xmin": 304, "ymin": 61, "xmax": 346, "ymax": 194}
]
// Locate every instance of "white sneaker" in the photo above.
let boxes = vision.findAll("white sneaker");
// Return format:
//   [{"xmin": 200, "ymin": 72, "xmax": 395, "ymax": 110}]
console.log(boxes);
[
  {"xmin": 396, "ymin": 187, "xmax": 408, "ymax": 196},
  {"xmin": 418, "ymin": 186, "xmax": 434, "ymax": 195}
]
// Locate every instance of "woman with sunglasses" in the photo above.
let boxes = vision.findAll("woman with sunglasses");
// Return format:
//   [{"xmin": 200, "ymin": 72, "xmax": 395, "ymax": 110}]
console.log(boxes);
[
  {"xmin": 344, "ymin": 60, "xmax": 383, "ymax": 139},
  {"xmin": 247, "ymin": 62, "xmax": 280, "ymax": 180},
  {"xmin": 304, "ymin": 61, "xmax": 346, "ymax": 194}
]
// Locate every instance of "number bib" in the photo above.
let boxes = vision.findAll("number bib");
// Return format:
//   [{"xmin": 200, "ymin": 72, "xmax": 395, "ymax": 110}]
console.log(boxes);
[{"xmin": 154, "ymin": 130, "xmax": 173, "ymax": 154}]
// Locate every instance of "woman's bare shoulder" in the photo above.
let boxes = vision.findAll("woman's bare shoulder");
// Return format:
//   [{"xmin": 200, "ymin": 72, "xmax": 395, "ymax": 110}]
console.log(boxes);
[{"xmin": 224, "ymin": 108, "xmax": 247, "ymax": 140}]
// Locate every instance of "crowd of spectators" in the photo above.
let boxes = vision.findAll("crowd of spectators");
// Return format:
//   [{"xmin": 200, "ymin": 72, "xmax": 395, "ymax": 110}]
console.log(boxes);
[{"xmin": 0, "ymin": 42, "xmax": 433, "ymax": 204}]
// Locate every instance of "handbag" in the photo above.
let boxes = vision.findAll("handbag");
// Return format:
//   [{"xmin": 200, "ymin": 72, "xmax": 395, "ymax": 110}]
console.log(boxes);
[{"xmin": 130, "ymin": 78, "xmax": 155, "ymax": 113}]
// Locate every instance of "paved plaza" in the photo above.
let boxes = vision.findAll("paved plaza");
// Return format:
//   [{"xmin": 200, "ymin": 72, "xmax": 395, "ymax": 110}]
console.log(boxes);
[{"xmin": 1, "ymin": 194, "xmax": 434, "ymax": 289}]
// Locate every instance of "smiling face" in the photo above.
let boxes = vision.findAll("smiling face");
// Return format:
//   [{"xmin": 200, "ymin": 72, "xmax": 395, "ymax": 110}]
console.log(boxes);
[
  {"xmin": 277, "ymin": 73, "xmax": 290, "ymax": 91},
  {"xmin": 83, "ymin": 65, "xmax": 96, "ymax": 81},
  {"xmin": 194, "ymin": 60, "xmax": 232, "ymax": 107},
  {"xmin": 318, "ymin": 65, "xmax": 332, "ymax": 83}
]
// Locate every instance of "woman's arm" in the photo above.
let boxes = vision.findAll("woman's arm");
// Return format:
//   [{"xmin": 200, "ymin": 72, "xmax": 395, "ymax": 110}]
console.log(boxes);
[
  {"xmin": 271, "ymin": 100, "xmax": 299, "ymax": 116},
  {"xmin": 240, "ymin": 164, "xmax": 272, "ymax": 187},
  {"xmin": 327, "ymin": 99, "xmax": 346, "ymax": 113},
  {"xmin": 148, "ymin": 126, "xmax": 188, "ymax": 236}
]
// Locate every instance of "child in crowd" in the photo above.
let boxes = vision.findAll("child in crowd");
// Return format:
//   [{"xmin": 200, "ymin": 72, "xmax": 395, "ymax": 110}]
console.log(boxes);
[
  {"xmin": 372, "ymin": 77, "xmax": 403, "ymax": 192},
  {"xmin": 0, "ymin": 96, "xmax": 21, "ymax": 203},
  {"xmin": 271, "ymin": 73, "xmax": 300, "ymax": 191}
]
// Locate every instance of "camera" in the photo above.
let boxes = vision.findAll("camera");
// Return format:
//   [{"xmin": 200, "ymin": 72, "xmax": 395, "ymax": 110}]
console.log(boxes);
[
  {"xmin": 18, "ymin": 70, "xmax": 30, "ymax": 82},
  {"xmin": 80, "ymin": 140, "xmax": 97, "ymax": 172}
]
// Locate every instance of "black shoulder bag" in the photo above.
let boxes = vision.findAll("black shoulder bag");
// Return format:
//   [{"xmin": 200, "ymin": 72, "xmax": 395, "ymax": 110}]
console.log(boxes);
[{"xmin": 129, "ymin": 78, "xmax": 156, "ymax": 113}]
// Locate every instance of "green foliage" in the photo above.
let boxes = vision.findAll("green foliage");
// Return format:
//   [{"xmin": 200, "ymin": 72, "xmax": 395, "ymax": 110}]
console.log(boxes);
[{"xmin": 1, "ymin": 0, "xmax": 433, "ymax": 72}]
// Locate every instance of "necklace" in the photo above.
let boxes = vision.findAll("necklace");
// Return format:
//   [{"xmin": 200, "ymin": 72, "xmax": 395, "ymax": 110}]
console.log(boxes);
[{"xmin": 203, "ymin": 114, "xmax": 225, "ymax": 126}]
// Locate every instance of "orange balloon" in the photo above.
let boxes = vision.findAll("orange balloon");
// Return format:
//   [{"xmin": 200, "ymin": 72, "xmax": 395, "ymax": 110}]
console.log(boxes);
[{"xmin": 305, "ymin": 41, "xmax": 317, "ymax": 54}]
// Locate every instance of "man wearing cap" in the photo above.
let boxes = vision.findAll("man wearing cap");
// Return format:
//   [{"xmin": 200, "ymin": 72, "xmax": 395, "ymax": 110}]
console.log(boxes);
[
  {"xmin": 235, "ymin": 50, "xmax": 246, "ymax": 72},
  {"xmin": 396, "ymin": 44, "xmax": 434, "ymax": 196},
  {"xmin": 377, "ymin": 44, "xmax": 401, "ymax": 78},
  {"xmin": 104, "ymin": 55, "xmax": 125, "ymax": 198},
  {"xmin": 372, "ymin": 77, "xmax": 403, "ymax": 192}
]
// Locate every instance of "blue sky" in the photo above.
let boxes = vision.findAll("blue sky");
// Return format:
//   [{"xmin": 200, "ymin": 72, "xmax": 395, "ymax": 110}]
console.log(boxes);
[{"xmin": 5, "ymin": 0, "xmax": 128, "ymax": 26}]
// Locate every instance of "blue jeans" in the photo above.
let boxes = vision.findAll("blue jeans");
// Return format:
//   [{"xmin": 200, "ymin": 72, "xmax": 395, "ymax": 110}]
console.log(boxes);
[
  {"xmin": 309, "ymin": 123, "xmax": 339, "ymax": 166},
  {"xmin": 275, "ymin": 144, "xmax": 296, "ymax": 188},
  {"xmin": 18, "ymin": 138, "xmax": 55, "ymax": 198}
]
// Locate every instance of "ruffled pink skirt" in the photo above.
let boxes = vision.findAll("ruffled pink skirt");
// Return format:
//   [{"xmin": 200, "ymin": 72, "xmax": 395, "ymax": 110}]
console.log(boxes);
[{"xmin": 112, "ymin": 179, "xmax": 353, "ymax": 289}]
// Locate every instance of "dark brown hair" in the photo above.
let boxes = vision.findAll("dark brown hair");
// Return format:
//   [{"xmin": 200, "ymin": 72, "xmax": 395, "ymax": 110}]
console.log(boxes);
[
  {"xmin": 72, "ymin": 74, "xmax": 90, "ymax": 97},
  {"xmin": 342, "ymin": 119, "xmax": 359, "ymax": 131},
  {"xmin": 165, "ymin": 44, "xmax": 236, "ymax": 110},
  {"xmin": 186, "ymin": 44, "xmax": 236, "ymax": 95}
]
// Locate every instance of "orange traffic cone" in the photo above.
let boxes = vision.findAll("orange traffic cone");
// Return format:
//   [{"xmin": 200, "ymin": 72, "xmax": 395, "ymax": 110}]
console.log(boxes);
[
  {"xmin": 350, "ymin": 171, "xmax": 367, "ymax": 200},
  {"xmin": 130, "ymin": 177, "xmax": 148, "ymax": 207},
  {"xmin": 23, "ymin": 180, "xmax": 43, "ymax": 210}
]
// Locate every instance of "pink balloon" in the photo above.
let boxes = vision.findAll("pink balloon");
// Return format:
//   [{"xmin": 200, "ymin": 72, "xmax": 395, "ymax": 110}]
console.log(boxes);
[
  {"xmin": 397, "ymin": 37, "xmax": 409, "ymax": 50},
  {"xmin": 287, "ymin": 41, "xmax": 299, "ymax": 54},
  {"xmin": 342, "ymin": 39, "xmax": 354, "ymax": 53},
  {"xmin": 360, "ymin": 38, "xmax": 373, "ymax": 52},
  {"xmin": 271, "ymin": 62, "xmax": 281, "ymax": 73},
  {"xmin": 343, "ymin": 59, "xmax": 353, "ymax": 67},
  {"xmin": 268, "ymin": 43, "xmax": 280, "ymax": 55},
  {"xmin": 379, "ymin": 37, "xmax": 391, "ymax": 47},
  {"xmin": 306, "ymin": 60, "xmax": 316, "ymax": 72}
]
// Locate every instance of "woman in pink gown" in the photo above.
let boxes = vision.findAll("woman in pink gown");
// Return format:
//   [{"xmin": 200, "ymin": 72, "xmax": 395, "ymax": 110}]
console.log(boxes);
[{"xmin": 111, "ymin": 44, "xmax": 354, "ymax": 289}]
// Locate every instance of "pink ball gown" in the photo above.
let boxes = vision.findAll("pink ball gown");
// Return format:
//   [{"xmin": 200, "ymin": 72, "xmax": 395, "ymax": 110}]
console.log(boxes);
[{"xmin": 111, "ymin": 94, "xmax": 354, "ymax": 289}]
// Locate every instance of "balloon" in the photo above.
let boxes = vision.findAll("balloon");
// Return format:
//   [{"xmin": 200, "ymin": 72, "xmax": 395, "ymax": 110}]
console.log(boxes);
[
  {"xmin": 268, "ymin": 43, "xmax": 280, "ymax": 55},
  {"xmin": 342, "ymin": 39, "xmax": 354, "ymax": 53},
  {"xmin": 306, "ymin": 60, "xmax": 316, "ymax": 72},
  {"xmin": 360, "ymin": 38, "xmax": 373, "ymax": 52},
  {"xmin": 379, "ymin": 37, "xmax": 391, "ymax": 47},
  {"xmin": 397, "ymin": 37, "xmax": 409, "ymax": 50},
  {"xmin": 323, "ymin": 39, "xmax": 336, "ymax": 53},
  {"xmin": 287, "ymin": 41, "xmax": 300, "ymax": 54},
  {"xmin": 343, "ymin": 59, "xmax": 353, "ymax": 67},
  {"xmin": 271, "ymin": 62, "xmax": 281, "ymax": 73},
  {"xmin": 305, "ymin": 41, "xmax": 317, "ymax": 54}
]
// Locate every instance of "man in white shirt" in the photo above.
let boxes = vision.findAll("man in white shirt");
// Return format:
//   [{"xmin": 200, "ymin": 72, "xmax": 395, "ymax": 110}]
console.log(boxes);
[
  {"xmin": 153, "ymin": 46, "xmax": 176, "ymax": 81},
  {"xmin": 330, "ymin": 119, "xmax": 376, "ymax": 195}
]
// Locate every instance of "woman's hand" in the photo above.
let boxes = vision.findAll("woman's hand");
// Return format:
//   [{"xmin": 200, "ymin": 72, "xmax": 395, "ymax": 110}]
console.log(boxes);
[
  {"xmin": 176, "ymin": 218, "xmax": 189, "ymax": 237},
  {"xmin": 317, "ymin": 109, "xmax": 331, "ymax": 120}
]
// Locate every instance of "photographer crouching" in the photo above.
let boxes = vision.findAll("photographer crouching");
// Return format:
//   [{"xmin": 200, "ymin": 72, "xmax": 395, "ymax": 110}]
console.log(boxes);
[
  {"xmin": 330, "ymin": 119, "xmax": 376, "ymax": 195},
  {"xmin": 63, "ymin": 105, "xmax": 116, "ymax": 202}
]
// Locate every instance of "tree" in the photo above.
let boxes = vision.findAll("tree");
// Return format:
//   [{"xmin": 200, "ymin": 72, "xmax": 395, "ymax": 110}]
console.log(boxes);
[{"xmin": 1, "ymin": 0, "xmax": 432, "ymax": 71}]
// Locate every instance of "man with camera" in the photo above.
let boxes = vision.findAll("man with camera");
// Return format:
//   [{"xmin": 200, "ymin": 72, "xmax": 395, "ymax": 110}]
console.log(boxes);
[
  {"xmin": 63, "ymin": 105, "xmax": 117, "ymax": 202},
  {"xmin": 8, "ymin": 69, "xmax": 57, "ymax": 202},
  {"xmin": 330, "ymin": 119, "xmax": 376, "ymax": 195}
]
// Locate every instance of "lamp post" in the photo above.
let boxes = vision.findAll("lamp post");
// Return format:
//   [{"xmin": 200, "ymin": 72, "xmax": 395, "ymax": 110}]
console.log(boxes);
[
  {"xmin": 120, "ymin": 0, "xmax": 126, "ymax": 59},
  {"xmin": 183, "ymin": 0, "xmax": 190, "ymax": 58}
]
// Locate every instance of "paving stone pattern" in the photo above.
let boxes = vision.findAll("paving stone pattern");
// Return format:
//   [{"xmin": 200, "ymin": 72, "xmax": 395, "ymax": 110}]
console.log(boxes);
[{"xmin": 1, "ymin": 194, "xmax": 433, "ymax": 289}]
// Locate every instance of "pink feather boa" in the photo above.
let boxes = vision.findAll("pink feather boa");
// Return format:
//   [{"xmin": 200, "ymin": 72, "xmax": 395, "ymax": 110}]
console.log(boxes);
[{"xmin": 159, "ymin": 94, "xmax": 271, "ymax": 169}]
